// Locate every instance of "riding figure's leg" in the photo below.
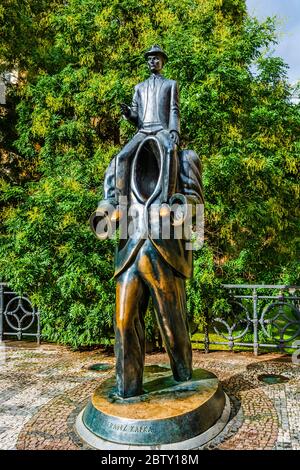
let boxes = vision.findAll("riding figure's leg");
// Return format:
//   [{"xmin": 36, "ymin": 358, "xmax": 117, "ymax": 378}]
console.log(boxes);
[
  {"xmin": 115, "ymin": 133, "xmax": 145, "ymax": 201},
  {"xmin": 156, "ymin": 130, "xmax": 178, "ymax": 203}
]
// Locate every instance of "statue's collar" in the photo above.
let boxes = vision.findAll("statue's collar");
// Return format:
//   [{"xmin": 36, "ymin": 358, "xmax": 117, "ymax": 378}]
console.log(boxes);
[{"xmin": 149, "ymin": 73, "xmax": 164, "ymax": 80}]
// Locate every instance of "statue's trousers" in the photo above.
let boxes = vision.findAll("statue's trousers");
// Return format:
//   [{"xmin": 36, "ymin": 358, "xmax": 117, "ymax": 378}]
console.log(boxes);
[{"xmin": 114, "ymin": 239, "xmax": 192, "ymax": 398}]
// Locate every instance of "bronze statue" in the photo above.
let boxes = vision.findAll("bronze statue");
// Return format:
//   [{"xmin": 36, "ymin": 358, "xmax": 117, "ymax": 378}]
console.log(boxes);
[
  {"xmin": 91, "ymin": 45, "xmax": 204, "ymax": 398},
  {"xmin": 116, "ymin": 45, "xmax": 179, "ymax": 204}
]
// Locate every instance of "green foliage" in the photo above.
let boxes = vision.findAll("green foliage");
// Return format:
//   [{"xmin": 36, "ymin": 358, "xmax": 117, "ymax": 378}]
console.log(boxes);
[
  {"xmin": 0, "ymin": 0, "xmax": 299, "ymax": 347},
  {"xmin": 187, "ymin": 244, "xmax": 231, "ymax": 331}
]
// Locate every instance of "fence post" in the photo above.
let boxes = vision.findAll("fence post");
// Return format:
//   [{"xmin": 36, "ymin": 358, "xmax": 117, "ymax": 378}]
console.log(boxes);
[
  {"xmin": 37, "ymin": 310, "xmax": 41, "ymax": 345},
  {"xmin": 278, "ymin": 289, "xmax": 285, "ymax": 354},
  {"xmin": 0, "ymin": 284, "xmax": 3, "ymax": 342},
  {"xmin": 253, "ymin": 287, "xmax": 259, "ymax": 356}
]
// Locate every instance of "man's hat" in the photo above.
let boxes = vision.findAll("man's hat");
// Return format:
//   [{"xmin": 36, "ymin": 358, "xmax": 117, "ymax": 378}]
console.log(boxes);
[{"xmin": 144, "ymin": 45, "xmax": 168, "ymax": 63}]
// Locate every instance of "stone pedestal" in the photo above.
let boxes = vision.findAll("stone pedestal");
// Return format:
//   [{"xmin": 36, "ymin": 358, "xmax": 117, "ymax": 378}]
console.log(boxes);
[{"xmin": 75, "ymin": 365, "xmax": 230, "ymax": 450}]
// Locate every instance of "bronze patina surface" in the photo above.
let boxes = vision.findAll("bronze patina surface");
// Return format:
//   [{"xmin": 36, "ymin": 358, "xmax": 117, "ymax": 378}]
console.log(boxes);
[
  {"xmin": 82, "ymin": 366, "xmax": 225, "ymax": 446},
  {"xmin": 82, "ymin": 45, "xmax": 228, "ymax": 448},
  {"xmin": 90, "ymin": 46, "xmax": 205, "ymax": 399}
]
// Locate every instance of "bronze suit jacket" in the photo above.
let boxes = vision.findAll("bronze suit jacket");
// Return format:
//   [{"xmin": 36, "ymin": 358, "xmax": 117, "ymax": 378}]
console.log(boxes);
[
  {"xmin": 100, "ymin": 149, "xmax": 204, "ymax": 279},
  {"xmin": 128, "ymin": 75, "xmax": 180, "ymax": 135}
]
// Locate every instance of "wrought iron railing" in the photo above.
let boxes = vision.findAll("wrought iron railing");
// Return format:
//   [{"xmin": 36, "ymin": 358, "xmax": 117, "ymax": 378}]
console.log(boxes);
[
  {"xmin": 1, "ymin": 282, "xmax": 299, "ymax": 353},
  {"xmin": 0, "ymin": 283, "xmax": 40, "ymax": 344},
  {"xmin": 193, "ymin": 284, "xmax": 300, "ymax": 355}
]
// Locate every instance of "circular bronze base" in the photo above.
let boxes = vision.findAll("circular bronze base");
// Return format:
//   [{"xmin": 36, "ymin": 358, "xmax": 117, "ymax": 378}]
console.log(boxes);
[{"xmin": 76, "ymin": 366, "xmax": 228, "ymax": 448}]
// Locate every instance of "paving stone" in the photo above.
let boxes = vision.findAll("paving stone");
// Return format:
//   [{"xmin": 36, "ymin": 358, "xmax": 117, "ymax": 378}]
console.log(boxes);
[{"xmin": 0, "ymin": 344, "xmax": 299, "ymax": 450}]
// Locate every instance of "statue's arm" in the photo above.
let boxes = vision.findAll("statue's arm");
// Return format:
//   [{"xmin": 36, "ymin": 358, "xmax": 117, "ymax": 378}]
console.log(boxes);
[
  {"xmin": 122, "ymin": 86, "xmax": 139, "ymax": 127},
  {"xmin": 169, "ymin": 80, "xmax": 180, "ymax": 136},
  {"xmin": 103, "ymin": 157, "xmax": 116, "ymax": 202},
  {"xmin": 178, "ymin": 150, "xmax": 204, "ymax": 211},
  {"xmin": 170, "ymin": 150, "xmax": 204, "ymax": 226},
  {"xmin": 89, "ymin": 158, "xmax": 118, "ymax": 239},
  {"xmin": 130, "ymin": 87, "xmax": 139, "ymax": 125}
]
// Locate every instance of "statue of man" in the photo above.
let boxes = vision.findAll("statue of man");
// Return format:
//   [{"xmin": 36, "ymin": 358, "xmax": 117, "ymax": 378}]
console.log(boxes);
[
  {"xmin": 91, "ymin": 46, "xmax": 204, "ymax": 398},
  {"xmin": 115, "ymin": 45, "xmax": 180, "ymax": 204}
]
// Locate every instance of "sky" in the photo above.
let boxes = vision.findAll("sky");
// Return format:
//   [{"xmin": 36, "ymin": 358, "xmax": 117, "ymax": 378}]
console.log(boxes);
[{"xmin": 246, "ymin": 0, "xmax": 300, "ymax": 83}]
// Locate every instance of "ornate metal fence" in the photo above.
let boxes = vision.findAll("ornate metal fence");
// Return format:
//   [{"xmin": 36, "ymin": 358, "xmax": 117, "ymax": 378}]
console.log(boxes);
[
  {"xmin": 193, "ymin": 284, "xmax": 300, "ymax": 355},
  {"xmin": 0, "ymin": 283, "xmax": 40, "ymax": 344},
  {"xmin": 1, "ymin": 282, "xmax": 299, "ymax": 353}
]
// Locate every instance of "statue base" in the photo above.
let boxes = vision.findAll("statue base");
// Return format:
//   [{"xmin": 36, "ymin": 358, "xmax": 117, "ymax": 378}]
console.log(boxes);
[{"xmin": 75, "ymin": 365, "xmax": 230, "ymax": 450}]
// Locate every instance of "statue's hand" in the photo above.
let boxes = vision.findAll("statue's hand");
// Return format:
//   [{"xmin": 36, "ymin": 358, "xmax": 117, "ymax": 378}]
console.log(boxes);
[
  {"xmin": 170, "ymin": 130, "xmax": 180, "ymax": 146},
  {"xmin": 120, "ymin": 103, "xmax": 131, "ymax": 118},
  {"xmin": 90, "ymin": 199, "xmax": 120, "ymax": 240},
  {"xmin": 169, "ymin": 193, "xmax": 188, "ymax": 226}
]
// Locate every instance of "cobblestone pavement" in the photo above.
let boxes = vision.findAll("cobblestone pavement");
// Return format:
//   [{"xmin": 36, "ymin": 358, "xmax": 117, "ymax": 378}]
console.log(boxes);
[{"xmin": 0, "ymin": 341, "xmax": 299, "ymax": 450}]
